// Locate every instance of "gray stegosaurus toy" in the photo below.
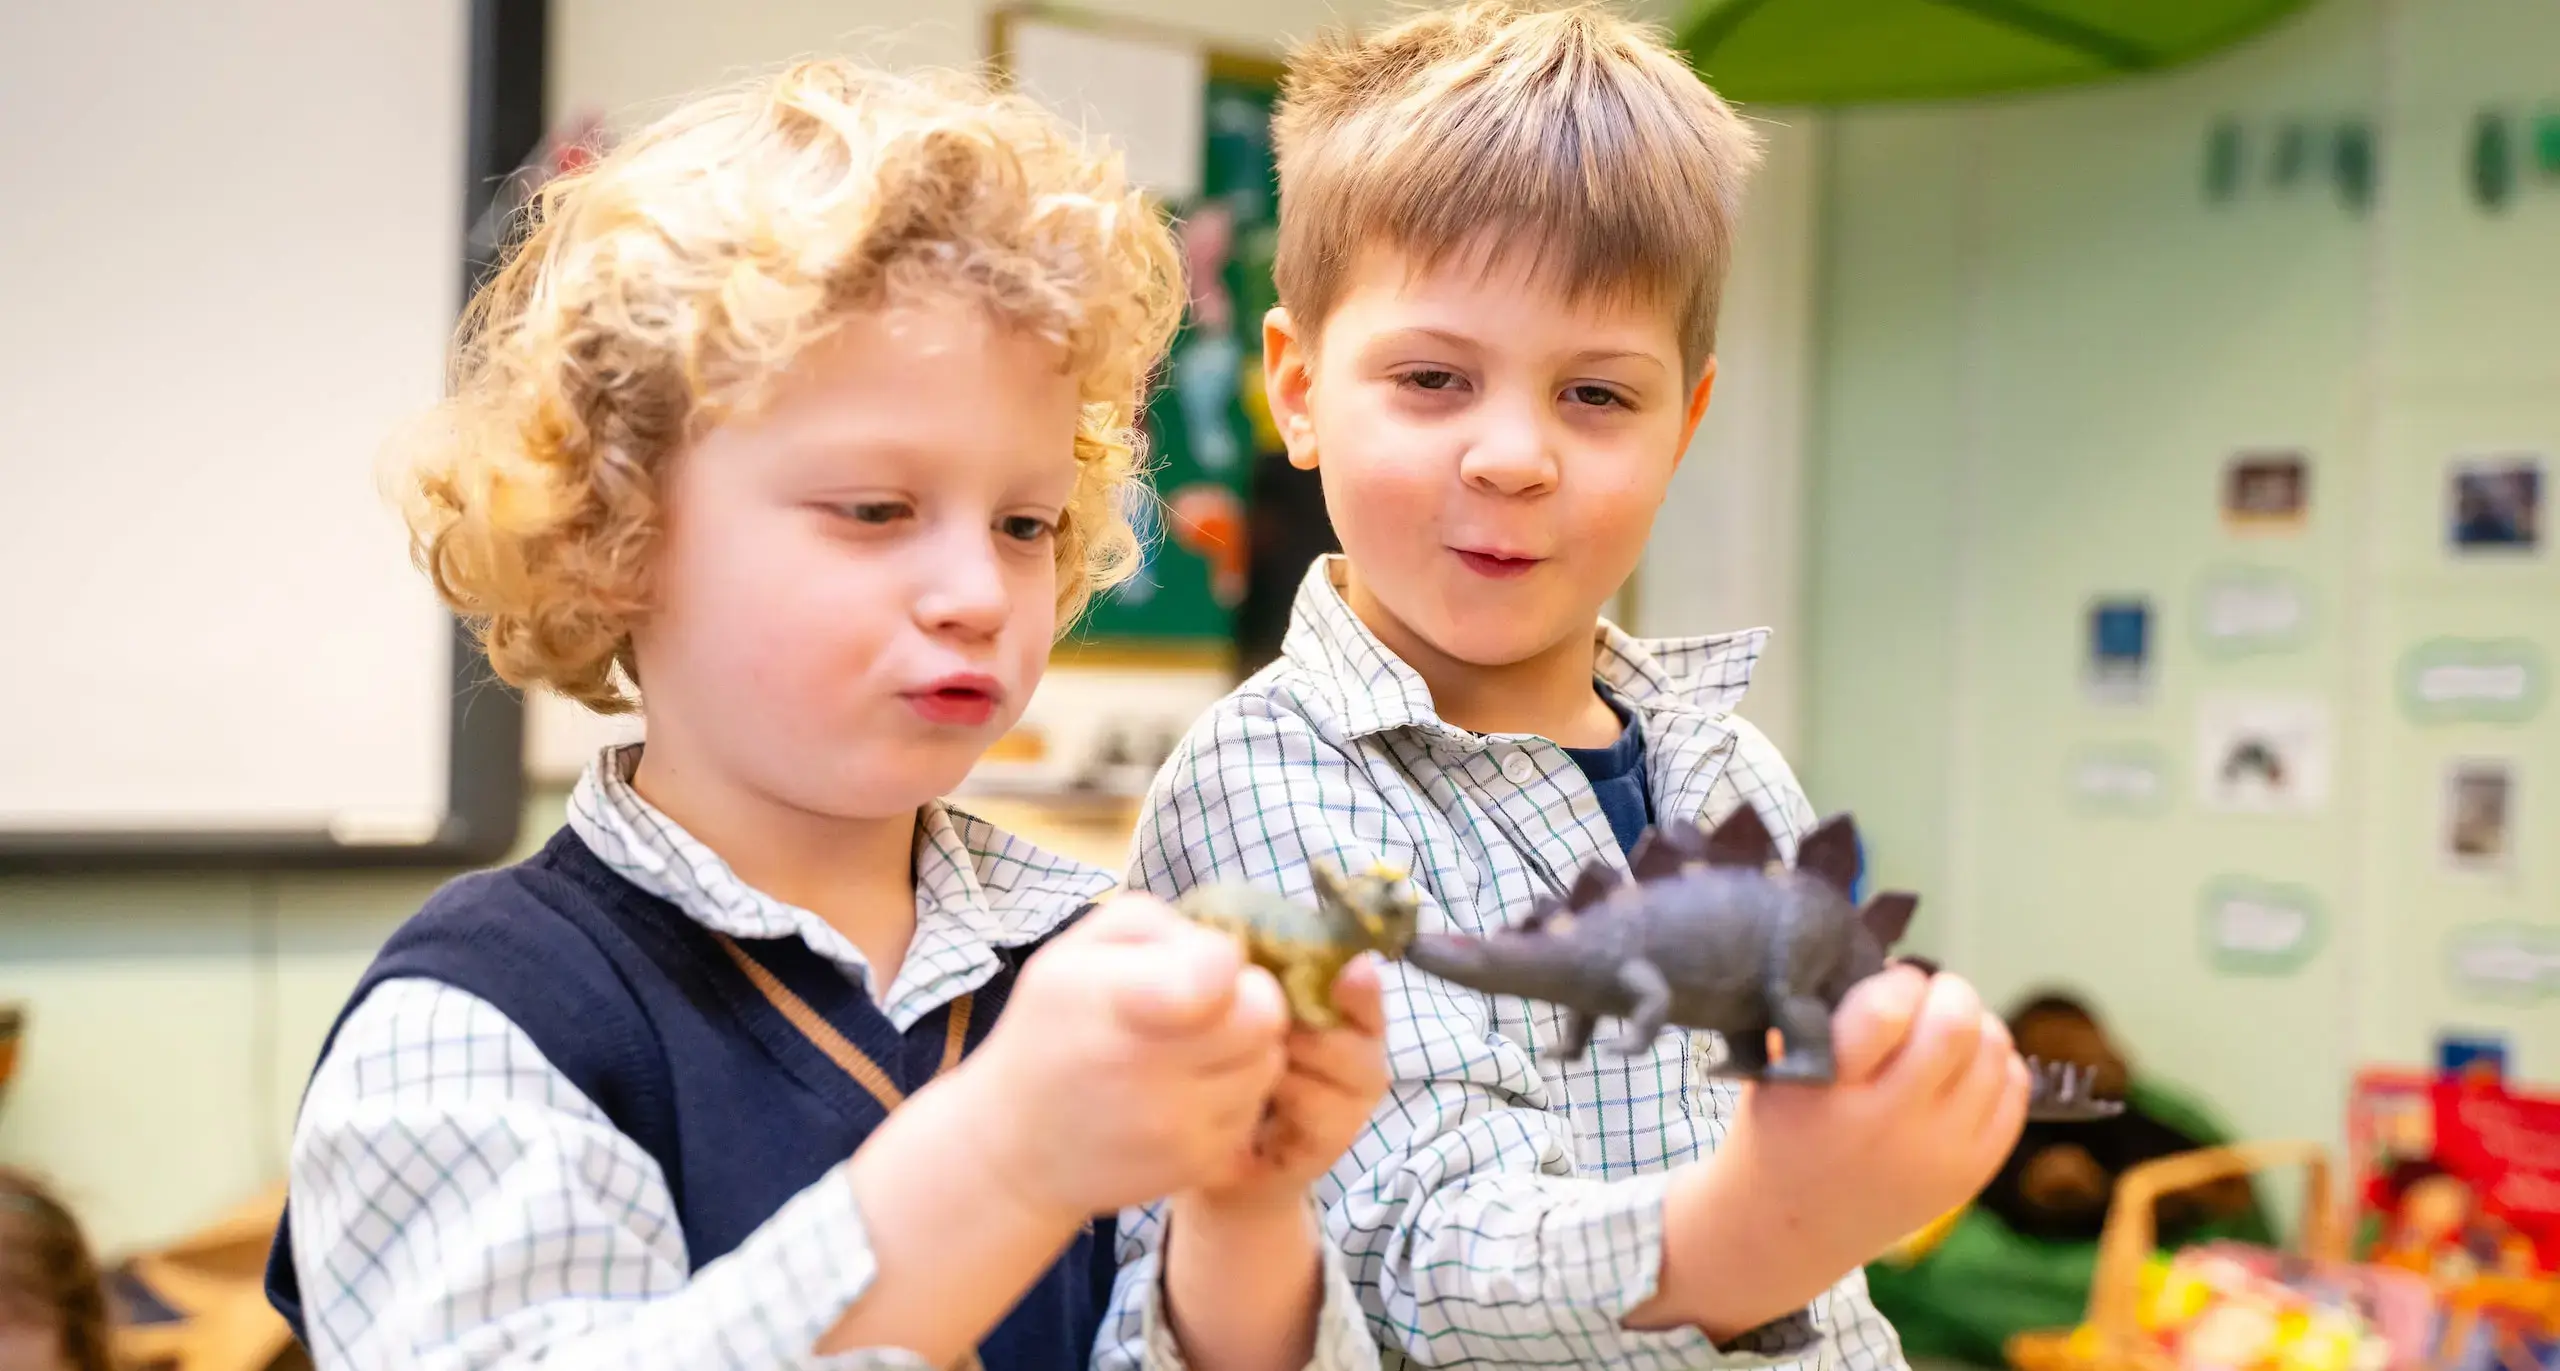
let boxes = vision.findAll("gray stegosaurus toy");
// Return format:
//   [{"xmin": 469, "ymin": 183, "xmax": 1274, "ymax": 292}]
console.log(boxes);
[{"xmin": 1400, "ymin": 806, "xmax": 2121, "ymax": 1122}]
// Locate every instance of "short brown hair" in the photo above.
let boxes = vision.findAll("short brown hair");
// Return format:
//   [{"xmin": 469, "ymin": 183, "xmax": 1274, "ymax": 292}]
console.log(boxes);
[
  {"xmin": 1272, "ymin": 1, "xmax": 1761, "ymax": 376},
  {"xmin": 401, "ymin": 58, "xmax": 1183, "ymax": 714}
]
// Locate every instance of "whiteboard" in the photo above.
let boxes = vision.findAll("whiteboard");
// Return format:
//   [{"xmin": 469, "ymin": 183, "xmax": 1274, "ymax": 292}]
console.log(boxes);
[
  {"xmin": 0, "ymin": 0, "xmax": 522, "ymax": 865},
  {"xmin": 1004, "ymin": 15, "xmax": 1207, "ymax": 204}
]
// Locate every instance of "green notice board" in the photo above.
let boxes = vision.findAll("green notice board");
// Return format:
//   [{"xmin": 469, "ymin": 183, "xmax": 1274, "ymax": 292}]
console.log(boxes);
[{"xmin": 1073, "ymin": 71, "xmax": 1281, "ymax": 653}]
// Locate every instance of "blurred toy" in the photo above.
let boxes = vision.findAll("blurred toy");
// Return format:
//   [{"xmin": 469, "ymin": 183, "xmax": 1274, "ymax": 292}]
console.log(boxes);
[
  {"xmin": 1399, "ymin": 807, "xmax": 2125, "ymax": 1119},
  {"xmin": 2371, "ymin": 1163, "xmax": 2539, "ymax": 1288},
  {"xmin": 1176, "ymin": 858, "xmax": 1420, "ymax": 1029},
  {"xmin": 1983, "ymin": 994, "xmax": 2268, "ymax": 1245},
  {"xmin": 2432, "ymin": 1275, "xmax": 2560, "ymax": 1371},
  {"xmin": 2123, "ymin": 1245, "xmax": 2419, "ymax": 1371}
]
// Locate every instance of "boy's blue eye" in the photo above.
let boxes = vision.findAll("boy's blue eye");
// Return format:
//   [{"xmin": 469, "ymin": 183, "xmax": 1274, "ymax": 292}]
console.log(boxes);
[{"xmin": 1000, "ymin": 515, "xmax": 1057, "ymax": 542}]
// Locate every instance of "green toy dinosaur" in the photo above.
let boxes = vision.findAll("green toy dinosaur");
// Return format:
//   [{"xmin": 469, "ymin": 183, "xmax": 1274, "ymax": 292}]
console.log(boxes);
[{"xmin": 1175, "ymin": 858, "xmax": 1421, "ymax": 1029}]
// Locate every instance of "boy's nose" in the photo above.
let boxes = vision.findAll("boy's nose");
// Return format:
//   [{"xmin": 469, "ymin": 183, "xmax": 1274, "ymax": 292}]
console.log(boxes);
[
  {"xmin": 912, "ymin": 532, "xmax": 1011, "ymax": 639},
  {"xmin": 1458, "ymin": 421, "xmax": 1560, "ymax": 498}
]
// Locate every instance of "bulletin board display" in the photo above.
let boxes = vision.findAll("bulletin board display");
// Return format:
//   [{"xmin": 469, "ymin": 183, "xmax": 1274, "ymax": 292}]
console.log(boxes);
[{"xmin": 991, "ymin": 8, "xmax": 1286, "ymax": 661}]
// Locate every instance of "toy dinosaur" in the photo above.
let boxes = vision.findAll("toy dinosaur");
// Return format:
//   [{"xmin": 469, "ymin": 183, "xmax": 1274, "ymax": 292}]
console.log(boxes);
[
  {"xmin": 1175, "ymin": 858, "xmax": 1420, "ymax": 1029},
  {"xmin": 1398, "ymin": 806, "xmax": 2122, "ymax": 1122}
]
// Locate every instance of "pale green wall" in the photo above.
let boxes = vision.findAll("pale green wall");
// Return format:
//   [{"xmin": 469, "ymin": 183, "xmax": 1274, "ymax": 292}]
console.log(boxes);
[
  {"xmin": 0, "ymin": 793, "xmax": 566, "ymax": 1255},
  {"xmin": 1803, "ymin": 0, "xmax": 2560, "ymax": 1160}
]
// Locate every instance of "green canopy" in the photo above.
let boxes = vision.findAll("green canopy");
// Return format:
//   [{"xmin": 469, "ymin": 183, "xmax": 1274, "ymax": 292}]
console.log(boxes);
[{"xmin": 1678, "ymin": 0, "xmax": 2320, "ymax": 104}]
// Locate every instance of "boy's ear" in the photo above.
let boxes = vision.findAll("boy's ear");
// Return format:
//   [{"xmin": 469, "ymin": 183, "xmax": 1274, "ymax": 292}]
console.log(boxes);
[
  {"xmin": 1263, "ymin": 306, "xmax": 1319, "ymax": 471},
  {"xmin": 1673, "ymin": 356, "xmax": 1720, "ymax": 469}
]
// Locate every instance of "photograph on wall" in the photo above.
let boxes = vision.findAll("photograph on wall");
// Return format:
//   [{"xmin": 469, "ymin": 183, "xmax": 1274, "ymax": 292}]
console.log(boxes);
[
  {"xmin": 2222, "ymin": 449, "xmax": 2309, "ymax": 530},
  {"xmin": 2448, "ymin": 452, "xmax": 2543, "ymax": 553},
  {"xmin": 2197, "ymin": 693, "xmax": 2332, "ymax": 813},
  {"xmin": 2084, "ymin": 597, "xmax": 2153, "ymax": 704},
  {"xmin": 2443, "ymin": 759, "xmax": 2516, "ymax": 871}
]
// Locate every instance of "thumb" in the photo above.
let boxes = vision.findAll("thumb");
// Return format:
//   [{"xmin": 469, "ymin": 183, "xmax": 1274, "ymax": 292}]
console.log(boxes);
[
  {"xmin": 1108, "ymin": 925, "xmax": 1247, "ymax": 1036},
  {"xmin": 1074, "ymin": 891, "xmax": 1189, "ymax": 944},
  {"xmin": 1830, "ymin": 963, "xmax": 1930, "ymax": 1085}
]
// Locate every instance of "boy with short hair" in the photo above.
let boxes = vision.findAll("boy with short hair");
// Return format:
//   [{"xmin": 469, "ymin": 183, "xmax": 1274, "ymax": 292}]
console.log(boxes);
[{"xmin": 1123, "ymin": 5, "xmax": 2030, "ymax": 1368}]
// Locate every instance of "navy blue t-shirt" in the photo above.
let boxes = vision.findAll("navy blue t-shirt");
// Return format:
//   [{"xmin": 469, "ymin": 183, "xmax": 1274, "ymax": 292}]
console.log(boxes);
[{"xmin": 1562, "ymin": 688, "xmax": 1651, "ymax": 857}]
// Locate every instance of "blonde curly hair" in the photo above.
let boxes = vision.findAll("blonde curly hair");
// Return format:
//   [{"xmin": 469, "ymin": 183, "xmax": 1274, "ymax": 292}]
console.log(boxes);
[{"xmin": 401, "ymin": 57, "xmax": 1184, "ymax": 714}]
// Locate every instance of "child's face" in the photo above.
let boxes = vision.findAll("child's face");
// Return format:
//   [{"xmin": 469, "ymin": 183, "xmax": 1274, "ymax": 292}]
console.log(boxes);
[
  {"xmin": 631, "ymin": 297, "xmax": 1079, "ymax": 820},
  {"xmin": 1265, "ymin": 245, "xmax": 1714, "ymax": 670}
]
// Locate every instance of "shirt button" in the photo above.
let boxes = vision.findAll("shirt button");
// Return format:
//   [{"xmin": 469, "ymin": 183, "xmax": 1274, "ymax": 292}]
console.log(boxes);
[{"xmin": 1500, "ymin": 749, "xmax": 1538, "ymax": 784}]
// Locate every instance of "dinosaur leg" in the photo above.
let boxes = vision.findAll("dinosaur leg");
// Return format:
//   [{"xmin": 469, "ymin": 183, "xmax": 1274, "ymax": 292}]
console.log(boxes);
[
  {"xmin": 1707, "ymin": 1026, "xmax": 1770, "ymax": 1079},
  {"xmin": 1548, "ymin": 1009, "xmax": 1599, "ymax": 1061},
  {"xmin": 1606, "ymin": 960, "xmax": 1673, "ymax": 1056},
  {"xmin": 1282, "ymin": 958, "xmax": 1342, "ymax": 1031},
  {"xmin": 1762, "ymin": 992, "xmax": 1838, "ymax": 1083}
]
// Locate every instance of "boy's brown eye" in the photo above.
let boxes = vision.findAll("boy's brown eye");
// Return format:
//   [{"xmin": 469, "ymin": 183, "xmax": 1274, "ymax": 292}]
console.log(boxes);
[
  {"xmin": 1401, "ymin": 369, "xmax": 1462, "ymax": 392},
  {"xmin": 1567, "ymin": 384, "xmax": 1627, "ymax": 409},
  {"xmin": 836, "ymin": 500, "xmax": 910, "ymax": 525},
  {"xmin": 999, "ymin": 515, "xmax": 1056, "ymax": 542}
]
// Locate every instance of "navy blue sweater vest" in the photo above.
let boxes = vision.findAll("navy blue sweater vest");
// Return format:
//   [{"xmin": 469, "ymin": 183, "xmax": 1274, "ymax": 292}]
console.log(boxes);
[{"xmin": 266, "ymin": 826, "xmax": 1115, "ymax": 1369}]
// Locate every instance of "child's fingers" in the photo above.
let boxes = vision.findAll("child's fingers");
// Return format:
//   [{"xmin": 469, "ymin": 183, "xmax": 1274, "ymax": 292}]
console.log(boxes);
[
  {"xmin": 1325, "ymin": 954, "xmax": 1388, "ymax": 1038},
  {"xmin": 1267, "ymin": 1074, "xmax": 1358, "ymax": 1148},
  {"xmin": 1978, "ymin": 1008, "xmax": 2016, "ymax": 1065},
  {"xmin": 1896, "ymin": 974, "xmax": 1987, "ymax": 1094},
  {"xmin": 1281, "ymin": 1025, "xmax": 1390, "ymax": 1097},
  {"xmin": 1978, "ymin": 1048, "xmax": 2033, "ymax": 1150},
  {"xmin": 1830, "ymin": 963, "xmax": 1931, "ymax": 1083},
  {"xmin": 1108, "ymin": 929, "xmax": 1246, "ymax": 1037},
  {"xmin": 1224, "ymin": 966, "xmax": 1292, "ymax": 1053},
  {"xmin": 1950, "ymin": 1016, "xmax": 2017, "ymax": 1123},
  {"xmin": 1076, "ymin": 891, "xmax": 1191, "ymax": 943}
]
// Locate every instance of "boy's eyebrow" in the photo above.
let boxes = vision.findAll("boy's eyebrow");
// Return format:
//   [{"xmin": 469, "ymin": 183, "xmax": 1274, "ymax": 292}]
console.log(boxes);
[
  {"xmin": 1569, "ymin": 348, "xmax": 1668, "ymax": 374},
  {"xmin": 1373, "ymin": 326, "xmax": 1483, "ymax": 353},
  {"xmin": 1373, "ymin": 331, "xmax": 1670, "ymax": 375}
]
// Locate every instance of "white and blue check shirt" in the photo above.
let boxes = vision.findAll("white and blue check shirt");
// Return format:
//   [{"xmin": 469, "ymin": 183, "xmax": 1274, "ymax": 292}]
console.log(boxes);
[
  {"xmin": 286, "ymin": 743, "xmax": 1376, "ymax": 1370},
  {"xmin": 1117, "ymin": 556, "xmax": 1909, "ymax": 1371}
]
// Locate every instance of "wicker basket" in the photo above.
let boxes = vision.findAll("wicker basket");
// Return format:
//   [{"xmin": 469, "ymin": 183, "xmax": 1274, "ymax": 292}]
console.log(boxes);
[{"xmin": 2004, "ymin": 1139, "xmax": 2346, "ymax": 1371}]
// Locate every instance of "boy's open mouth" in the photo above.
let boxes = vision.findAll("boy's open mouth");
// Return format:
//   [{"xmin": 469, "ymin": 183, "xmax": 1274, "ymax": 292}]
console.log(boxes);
[
  {"xmin": 904, "ymin": 673, "xmax": 1002, "ymax": 727},
  {"xmin": 1452, "ymin": 547, "xmax": 1543, "ymax": 580}
]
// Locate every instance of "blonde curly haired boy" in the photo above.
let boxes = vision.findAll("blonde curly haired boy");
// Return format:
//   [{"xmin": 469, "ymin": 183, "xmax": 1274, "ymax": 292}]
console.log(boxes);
[{"xmin": 267, "ymin": 57, "xmax": 1387, "ymax": 1371}]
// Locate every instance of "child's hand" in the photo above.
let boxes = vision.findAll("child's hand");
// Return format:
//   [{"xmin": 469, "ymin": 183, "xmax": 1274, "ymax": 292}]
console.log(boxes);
[
  {"xmin": 1189, "ymin": 954, "xmax": 1392, "ymax": 1210},
  {"xmin": 949, "ymin": 893, "xmax": 1290, "ymax": 1221},
  {"xmin": 1726, "ymin": 966, "xmax": 2029, "ymax": 1265}
]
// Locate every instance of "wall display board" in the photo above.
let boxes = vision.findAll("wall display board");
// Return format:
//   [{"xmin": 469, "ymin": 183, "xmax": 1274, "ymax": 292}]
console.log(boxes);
[{"xmin": 0, "ymin": 0, "xmax": 541, "ymax": 868}]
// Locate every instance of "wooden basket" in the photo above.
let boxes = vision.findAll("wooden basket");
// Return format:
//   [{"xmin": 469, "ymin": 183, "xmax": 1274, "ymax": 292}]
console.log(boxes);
[{"xmin": 2004, "ymin": 1140, "xmax": 2345, "ymax": 1371}]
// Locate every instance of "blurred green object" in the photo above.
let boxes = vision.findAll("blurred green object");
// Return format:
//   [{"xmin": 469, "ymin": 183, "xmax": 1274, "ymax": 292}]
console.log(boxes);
[
  {"xmin": 2472, "ymin": 110, "xmax": 2514, "ymax": 210},
  {"xmin": 2205, "ymin": 119, "xmax": 2245, "ymax": 202},
  {"xmin": 2538, "ymin": 110, "xmax": 2560, "ymax": 178},
  {"xmin": 1864, "ymin": 1074, "xmax": 2277, "ymax": 1367},
  {"xmin": 1679, "ymin": 0, "xmax": 2322, "ymax": 105},
  {"xmin": 2333, "ymin": 119, "xmax": 2375, "ymax": 213}
]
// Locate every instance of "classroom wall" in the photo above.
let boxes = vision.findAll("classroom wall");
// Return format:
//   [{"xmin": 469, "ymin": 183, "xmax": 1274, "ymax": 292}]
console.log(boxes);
[{"xmin": 1802, "ymin": 0, "xmax": 2560, "ymax": 1157}]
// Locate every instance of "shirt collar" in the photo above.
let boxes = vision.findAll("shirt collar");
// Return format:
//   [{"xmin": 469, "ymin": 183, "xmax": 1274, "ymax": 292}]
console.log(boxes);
[
  {"xmin": 1279, "ymin": 554, "xmax": 1770, "ymax": 739},
  {"xmin": 566, "ymin": 742, "xmax": 1114, "ymax": 1022}
]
